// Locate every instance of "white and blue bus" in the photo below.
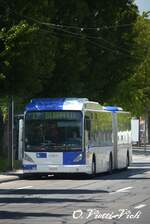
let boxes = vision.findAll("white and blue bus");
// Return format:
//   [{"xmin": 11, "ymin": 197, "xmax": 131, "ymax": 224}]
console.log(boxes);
[{"xmin": 22, "ymin": 98, "xmax": 132, "ymax": 177}]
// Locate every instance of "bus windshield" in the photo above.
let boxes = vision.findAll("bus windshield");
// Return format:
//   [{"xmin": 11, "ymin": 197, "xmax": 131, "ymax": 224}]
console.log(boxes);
[{"xmin": 25, "ymin": 111, "xmax": 82, "ymax": 152}]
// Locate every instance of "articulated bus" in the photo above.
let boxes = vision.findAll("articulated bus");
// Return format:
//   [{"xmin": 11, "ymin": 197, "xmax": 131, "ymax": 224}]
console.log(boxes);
[{"xmin": 22, "ymin": 98, "xmax": 132, "ymax": 177}]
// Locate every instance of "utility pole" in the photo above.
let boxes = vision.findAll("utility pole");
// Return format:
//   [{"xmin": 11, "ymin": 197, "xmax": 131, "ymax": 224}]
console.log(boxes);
[
  {"xmin": 144, "ymin": 116, "xmax": 147, "ymax": 152},
  {"xmin": 8, "ymin": 96, "xmax": 14, "ymax": 170}
]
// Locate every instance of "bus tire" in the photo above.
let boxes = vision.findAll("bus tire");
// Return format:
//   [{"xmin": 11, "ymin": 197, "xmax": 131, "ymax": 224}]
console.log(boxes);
[
  {"xmin": 21, "ymin": 173, "xmax": 32, "ymax": 179},
  {"xmin": 91, "ymin": 156, "xmax": 96, "ymax": 176},
  {"xmin": 108, "ymin": 154, "xmax": 113, "ymax": 174}
]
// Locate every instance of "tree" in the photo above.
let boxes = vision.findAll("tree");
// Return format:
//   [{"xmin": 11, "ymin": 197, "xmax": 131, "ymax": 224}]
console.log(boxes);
[
  {"xmin": 0, "ymin": 0, "xmax": 56, "ymax": 159},
  {"xmin": 38, "ymin": 0, "xmax": 138, "ymax": 102},
  {"xmin": 0, "ymin": 0, "xmax": 56, "ymax": 99},
  {"xmin": 114, "ymin": 16, "xmax": 150, "ymax": 115},
  {"xmin": 0, "ymin": 0, "xmax": 139, "ymax": 103},
  {"xmin": 0, "ymin": 0, "xmax": 141, "ymax": 161}
]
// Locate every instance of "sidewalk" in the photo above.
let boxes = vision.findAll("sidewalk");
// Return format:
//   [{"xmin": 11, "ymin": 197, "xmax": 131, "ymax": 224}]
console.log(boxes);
[
  {"xmin": 132, "ymin": 145, "xmax": 150, "ymax": 151},
  {"xmin": 132, "ymin": 146, "xmax": 150, "ymax": 156},
  {"xmin": 0, "ymin": 170, "xmax": 23, "ymax": 184},
  {"xmin": 132, "ymin": 148, "xmax": 150, "ymax": 163}
]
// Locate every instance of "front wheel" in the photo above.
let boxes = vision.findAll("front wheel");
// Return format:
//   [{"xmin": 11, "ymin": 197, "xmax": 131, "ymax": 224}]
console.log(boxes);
[
  {"xmin": 91, "ymin": 158, "xmax": 96, "ymax": 176},
  {"xmin": 21, "ymin": 173, "xmax": 33, "ymax": 179},
  {"xmin": 108, "ymin": 154, "xmax": 113, "ymax": 174}
]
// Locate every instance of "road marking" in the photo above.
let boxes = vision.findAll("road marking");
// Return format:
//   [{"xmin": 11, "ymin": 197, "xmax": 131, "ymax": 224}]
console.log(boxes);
[
  {"xmin": 130, "ymin": 166, "xmax": 150, "ymax": 169},
  {"xmin": 116, "ymin": 187, "xmax": 133, "ymax": 192},
  {"xmin": 110, "ymin": 186, "xmax": 133, "ymax": 194},
  {"xmin": 134, "ymin": 204, "xmax": 146, "ymax": 209},
  {"xmin": 144, "ymin": 171, "xmax": 150, "ymax": 174},
  {"xmin": 17, "ymin": 186, "xmax": 33, "ymax": 190}
]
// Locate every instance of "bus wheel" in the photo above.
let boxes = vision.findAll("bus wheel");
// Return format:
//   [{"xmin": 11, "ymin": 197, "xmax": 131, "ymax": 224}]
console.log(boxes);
[
  {"xmin": 91, "ymin": 157, "xmax": 96, "ymax": 176},
  {"xmin": 21, "ymin": 173, "xmax": 33, "ymax": 179},
  {"xmin": 109, "ymin": 154, "xmax": 113, "ymax": 174}
]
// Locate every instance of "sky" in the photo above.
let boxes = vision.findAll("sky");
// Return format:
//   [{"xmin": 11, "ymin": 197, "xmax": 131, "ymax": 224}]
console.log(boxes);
[{"xmin": 135, "ymin": 0, "xmax": 150, "ymax": 14}]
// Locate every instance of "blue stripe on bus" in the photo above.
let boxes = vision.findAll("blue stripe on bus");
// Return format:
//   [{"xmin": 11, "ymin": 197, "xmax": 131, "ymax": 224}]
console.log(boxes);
[
  {"xmin": 22, "ymin": 164, "xmax": 37, "ymax": 170},
  {"xmin": 63, "ymin": 151, "xmax": 85, "ymax": 165},
  {"xmin": 25, "ymin": 98, "xmax": 66, "ymax": 111}
]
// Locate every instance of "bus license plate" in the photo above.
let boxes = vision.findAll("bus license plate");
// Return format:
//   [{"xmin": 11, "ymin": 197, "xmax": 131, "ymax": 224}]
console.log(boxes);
[{"xmin": 48, "ymin": 166, "xmax": 58, "ymax": 171}]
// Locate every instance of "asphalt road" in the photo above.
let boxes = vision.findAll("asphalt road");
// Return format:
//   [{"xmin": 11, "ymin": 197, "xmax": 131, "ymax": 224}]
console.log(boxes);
[{"xmin": 0, "ymin": 154, "xmax": 150, "ymax": 224}]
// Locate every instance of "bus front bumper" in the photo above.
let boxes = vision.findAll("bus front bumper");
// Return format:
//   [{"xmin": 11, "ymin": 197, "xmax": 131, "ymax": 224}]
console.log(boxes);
[{"xmin": 22, "ymin": 164, "xmax": 92, "ymax": 174}]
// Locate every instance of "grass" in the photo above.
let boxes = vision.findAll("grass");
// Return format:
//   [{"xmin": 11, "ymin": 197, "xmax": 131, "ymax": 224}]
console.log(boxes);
[
  {"xmin": 0, "ymin": 157, "xmax": 22, "ymax": 172},
  {"xmin": 0, "ymin": 157, "xmax": 9, "ymax": 172}
]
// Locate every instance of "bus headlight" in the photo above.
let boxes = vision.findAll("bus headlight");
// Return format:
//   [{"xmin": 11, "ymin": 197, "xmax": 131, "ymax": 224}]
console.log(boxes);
[
  {"xmin": 73, "ymin": 153, "xmax": 82, "ymax": 162},
  {"xmin": 24, "ymin": 153, "xmax": 34, "ymax": 163}
]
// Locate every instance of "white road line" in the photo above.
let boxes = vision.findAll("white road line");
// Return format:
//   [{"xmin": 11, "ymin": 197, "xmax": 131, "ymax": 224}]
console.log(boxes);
[
  {"xmin": 116, "ymin": 187, "xmax": 133, "ymax": 192},
  {"xmin": 134, "ymin": 204, "xmax": 146, "ymax": 209},
  {"xmin": 130, "ymin": 166, "xmax": 150, "ymax": 169},
  {"xmin": 110, "ymin": 186, "xmax": 133, "ymax": 194},
  {"xmin": 17, "ymin": 186, "xmax": 33, "ymax": 190},
  {"xmin": 144, "ymin": 171, "xmax": 150, "ymax": 174}
]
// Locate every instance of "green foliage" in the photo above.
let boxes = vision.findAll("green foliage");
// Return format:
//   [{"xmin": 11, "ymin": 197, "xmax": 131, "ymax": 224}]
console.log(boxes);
[
  {"xmin": 40, "ymin": 0, "xmax": 138, "ymax": 101},
  {"xmin": 114, "ymin": 16, "xmax": 150, "ymax": 115},
  {"xmin": 0, "ymin": 0, "xmax": 139, "ymax": 109},
  {"xmin": 0, "ymin": 156, "xmax": 8, "ymax": 171},
  {"xmin": 0, "ymin": 20, "xmax": 55, "ymax": 98},
  {"xmin": 0, "ymin": 0, "xmax": 56, "ymax": 99},
  {"xmin": 0, "ymin": 156, "xmax": 20, "ymax": 171}
]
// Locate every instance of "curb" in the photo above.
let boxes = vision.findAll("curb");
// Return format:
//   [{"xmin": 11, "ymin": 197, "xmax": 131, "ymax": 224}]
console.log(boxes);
[
  {"xmin": 0, "ymin": 175, "xmax": 20, "ymax": 184},
  {"xmin": 132, "ymin": 149, "xmax": 150, "ymax": 155},
  {"xmin": 0, "ymin": 170, "xmax": 23, "ymax": 184}
]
